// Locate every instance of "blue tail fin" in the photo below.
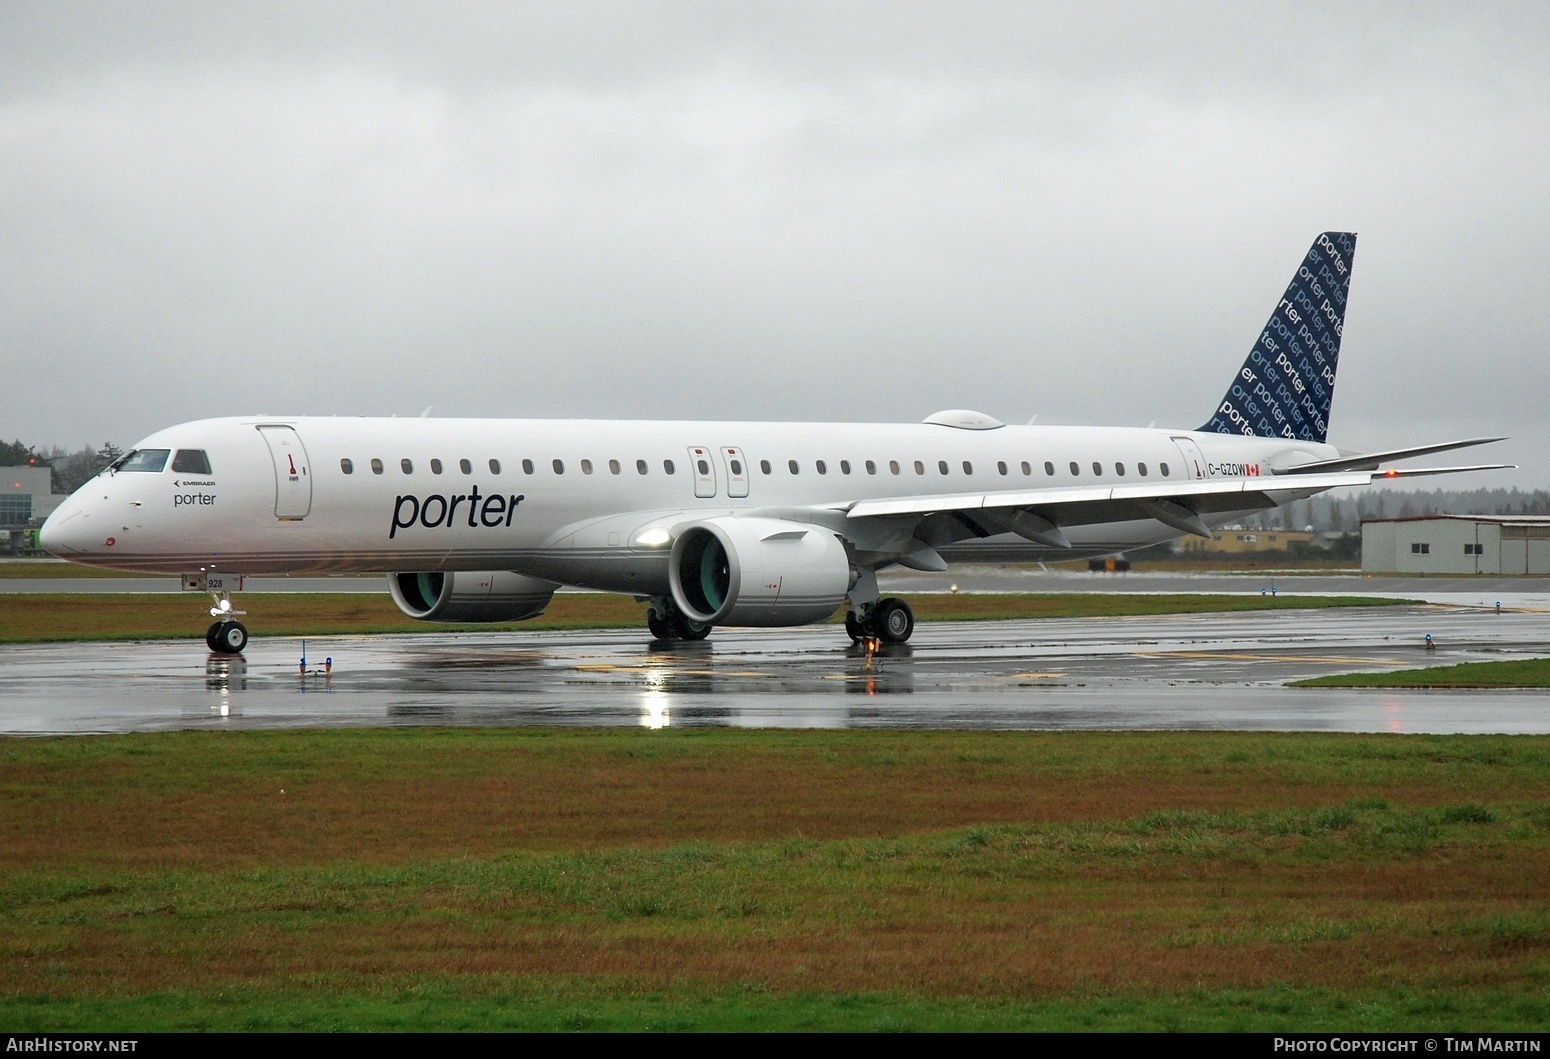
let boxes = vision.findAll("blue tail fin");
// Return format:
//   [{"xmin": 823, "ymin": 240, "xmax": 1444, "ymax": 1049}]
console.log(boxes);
[{"xmin": 1199, "ymin": 232, "xmax": 1357, "ymax": 442}]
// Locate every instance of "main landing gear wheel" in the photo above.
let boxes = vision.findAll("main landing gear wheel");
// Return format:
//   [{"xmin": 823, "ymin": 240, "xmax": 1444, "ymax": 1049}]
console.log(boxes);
[
  {"xmin": 646, "ymin": 600, "xmax": 713, "ymax": 642},
  {"xmin": 646, "ymin": 607, "xmax": 676, "ymax": 640},
  {"xmin": 206, "ymin": 620, "xmax": 248, "ymax": 655},
  {"xmin": 873, "ymin": 597, "xmax": 914, "ymax": 644},
  {"xmin": 674, "ymin": 613, "xmax": 711, "ymax": 641},
  {"xmin": 847, "ymin": 597, "xmax": 914, "ymax": 645}
]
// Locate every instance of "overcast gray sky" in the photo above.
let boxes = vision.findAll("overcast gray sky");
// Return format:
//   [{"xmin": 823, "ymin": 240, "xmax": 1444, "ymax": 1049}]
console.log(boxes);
[{"xmin": 3, "ymin": 2, "xmax": 1546, "ymax": 488}]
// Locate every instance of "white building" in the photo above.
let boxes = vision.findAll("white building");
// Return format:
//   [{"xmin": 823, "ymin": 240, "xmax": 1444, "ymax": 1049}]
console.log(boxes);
[
  {"xmin": 1, "ymin": 466, "xmax": 57, "ymax": 527},
  {"xmin": 1361, "ymin": 515, "xmax": 1550, "ymax": 575}
]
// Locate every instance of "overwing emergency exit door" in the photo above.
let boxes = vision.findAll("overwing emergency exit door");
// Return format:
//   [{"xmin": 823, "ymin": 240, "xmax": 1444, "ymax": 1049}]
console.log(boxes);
[
  {"xmin": 720, "ymin": 447, "xmax": 749, "ymax": 498},
  {"xmin": 258, "ymin": 425, "xmax": 312, "ymax": 520},
  {"xmin": 688, "ymin": 446, "xmax": 717, "ymax": 498}
]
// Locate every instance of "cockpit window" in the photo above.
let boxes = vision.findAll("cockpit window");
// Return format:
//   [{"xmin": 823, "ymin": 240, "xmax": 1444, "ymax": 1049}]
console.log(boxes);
[
  {"xmin": 114, "ymin": 449, "xmax": 171, "ymax": 473},
  {"xmin": 171, "ymin": 449, "xmax": 212, "ymax": 474}
]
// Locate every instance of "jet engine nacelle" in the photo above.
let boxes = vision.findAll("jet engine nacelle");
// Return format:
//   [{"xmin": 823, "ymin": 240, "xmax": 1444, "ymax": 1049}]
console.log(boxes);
[
  {"xmin": 669, "ymin": 516, "xmax": 852, "ymax": 627},
  {"xmin": 387, "ymin": 571, "xmax": 559, "ymax": 623}
]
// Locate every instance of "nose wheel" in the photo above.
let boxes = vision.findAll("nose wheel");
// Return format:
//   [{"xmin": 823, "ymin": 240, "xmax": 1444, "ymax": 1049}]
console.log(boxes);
[{"xmin": 206, "ymin": 620, "xmax": 248, "ymax": 654}]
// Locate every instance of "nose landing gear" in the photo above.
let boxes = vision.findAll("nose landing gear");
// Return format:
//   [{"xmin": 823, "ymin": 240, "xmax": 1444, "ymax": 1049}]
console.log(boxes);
[{"xmin": 186, "ymin": 574, "xmax": 250, "ymax": 654}]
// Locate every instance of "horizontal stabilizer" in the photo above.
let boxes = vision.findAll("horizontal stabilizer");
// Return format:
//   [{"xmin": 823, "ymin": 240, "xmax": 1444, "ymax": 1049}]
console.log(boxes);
[
  {"xmin": 1370, "ymin": 463, "xmax": 1517, "ymax": 479},
  {"xmin": 1274, "ymin": 437, "xmax": 1506, "ymax": 475}
]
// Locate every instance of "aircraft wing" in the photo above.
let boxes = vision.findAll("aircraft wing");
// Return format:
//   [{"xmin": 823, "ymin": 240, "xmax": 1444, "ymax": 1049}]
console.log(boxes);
[{"xmin": 845, "ymin": 470, "xmax": 1375, "ymax": 525}]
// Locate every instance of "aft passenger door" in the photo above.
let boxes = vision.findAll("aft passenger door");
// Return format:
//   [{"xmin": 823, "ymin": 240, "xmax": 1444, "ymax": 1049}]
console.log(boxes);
[
  {"xmin": 720, "ymin": 446, "xmax": 749, "ymax": 498},
  {"xmin": 1171, "ymin": 436, "xmax": 1207, "ymax": 480},
  {"xmin": 688, "ymin": 446, "xmax": 718, "ymax": 498},
  {"xmin": 258, "ymin": 425, "xmax": 313, "ymax": 520}
]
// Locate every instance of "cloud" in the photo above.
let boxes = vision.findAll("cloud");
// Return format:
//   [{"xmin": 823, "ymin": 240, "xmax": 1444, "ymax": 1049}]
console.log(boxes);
[{"xmin": 1, "ymin": 3, "xmax": 1546, "ymax": 486}]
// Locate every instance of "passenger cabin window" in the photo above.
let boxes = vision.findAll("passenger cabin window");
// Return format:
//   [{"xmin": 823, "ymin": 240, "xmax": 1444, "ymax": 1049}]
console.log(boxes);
[
  {"xmin": 581, "ymin": 459, "xmax": 594, "ymax": 475},
  {"xmin": 1138, "ymin": 462, "xmax": 1148, "ymax": 476},
  {"xmin": 490, "ymin": 459, "xmax": 501, "ymax": 474},
  {"xmin": 664, "ymin": 460, "xmax": 675, "ymax": 475},
  {"xmin": 430, "ymin": 459, "xmax": 443, "ymax": 474},
  {"xmin": 788, "ymin": 459, "xmax": 800, "ymax": 475},
  {"xmin": 638, "ymin": 459, "xmax": 649, "ymax": 475},
  {"xmin": 866, "ymin": 460, "xmax": 877, "ymax": 475},
  {"xmin": 730, "ymin": 459, "xmax": 743, "ymax": 475},
  {"xmin": 401, "ymin": 459, "xmax": 413, "ymax": 474},
  {"xmin": 371, "ymin": 459, "xmax": 384, "ymax": 475},
  {"xmin": 1021, "ymin": 461, "xmax": 1032, "ymax": 476},
  {"xmin": 963, "ymin": 461, "xmax": 973, "ymax": 475},
  {"xmin": 938, "ymin": 461, "xmax": 949, "ymax": 475},
  {"xmin": 1044, "ymin": 461, "xmax": 1055, "ymax": 476},
  {"xmin": 459, "ymin": 459, "xmax": 472, "ymax": 474},
  {"xmin": 760, "ymin": 460, "xmax": 772, "ymax": 474},
  {"xmin": 609, "ymin": 459, "xmax": 621, "ymax": 475},
  {"xmin": 1069, "ymin": 461, "xmax": 1079, "ymax": 476},
  {"xmin": 1092, "ymin": 462, "xmax": 1102, "ymax": 476},
  {"xmin": 1160, "ymin": 463, "xmax": 1170, "ymax": 477},
  {"xmin": 553, "ymin": 460, "xmax": 565, "ymax": 474},
  {"xmin": 997, "ymin": 461, "xmax": 1008, "ymax": 475},
  {"xmin": 340, "ymin": 458, "xmax": 354, "ymax": 474},
  {"xmin": 171, "ymin": 449, "xmax": 212, "ymax": 474},
  {"xmin": 695, "ymin": 459, "xmax": 708, "ymax": 475},
  {"xmin": 914, "ymin": 461, "xmax": 925, "ymax": 475},
  {"xmin": 890, "ymin": 461, "xmax": 901, "ymax": 475},
  {"xmin": 1115, "ymin": 462, "xmax": 1125, "ymax": 476},
  {"xmin": 816, "ymin": 460, "xmax": 827, "ymax": 475},
  {"xmin": 522, "ymin": 459, "xmax": 535, "ymax": 474},
  {"xmin": 840, "ymin": 460, "xmax": 851, "ymax": 474},
  {"xmin": 116, "ymin": 449, "xmax": 171, "ymax": 473}
]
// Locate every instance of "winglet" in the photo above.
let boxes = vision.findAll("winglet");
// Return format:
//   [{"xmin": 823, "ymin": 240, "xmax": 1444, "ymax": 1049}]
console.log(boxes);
[{"xmin": 1200, "ymin": 232, "xmax": 1357, "ymax": 442}]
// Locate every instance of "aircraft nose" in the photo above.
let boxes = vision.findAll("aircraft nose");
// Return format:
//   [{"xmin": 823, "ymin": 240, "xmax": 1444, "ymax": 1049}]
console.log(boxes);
[{"xmin": 39, "ymin": 500, "xmax": 90, "ymax": 556}]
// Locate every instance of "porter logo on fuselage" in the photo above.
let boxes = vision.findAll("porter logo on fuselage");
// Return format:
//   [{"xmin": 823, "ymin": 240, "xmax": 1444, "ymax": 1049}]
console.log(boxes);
[{"xmin": 390, "ymin": 486, "xmax": 525, "ymax": 539}]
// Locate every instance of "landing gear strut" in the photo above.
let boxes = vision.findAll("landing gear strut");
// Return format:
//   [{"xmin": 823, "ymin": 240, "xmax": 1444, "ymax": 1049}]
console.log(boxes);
[
  {"xmin": 646, "ymin": 597, "xmax": 712, "ymax": 642},
  {"xmin": 847, "ymin": 597, "xmax": 914, "ymax": 645}
]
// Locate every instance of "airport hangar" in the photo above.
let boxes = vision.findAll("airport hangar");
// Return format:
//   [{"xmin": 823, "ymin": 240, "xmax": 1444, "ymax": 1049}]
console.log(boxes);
[{"xmin": 1362, "ymin": 515, "xmax": 1550, "ymax": 575}]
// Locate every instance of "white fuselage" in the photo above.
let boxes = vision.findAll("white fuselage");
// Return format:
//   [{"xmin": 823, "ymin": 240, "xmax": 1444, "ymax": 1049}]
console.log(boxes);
[{"xmin": 40, "ymin": 416, "xmax": 1335, "ymax": 593}]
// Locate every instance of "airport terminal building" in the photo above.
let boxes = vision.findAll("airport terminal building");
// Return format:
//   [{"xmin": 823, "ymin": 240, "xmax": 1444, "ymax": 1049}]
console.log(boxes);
[{"xmin": 1361, "ymin": 515, "xmax": 1550, "ymax": 575}]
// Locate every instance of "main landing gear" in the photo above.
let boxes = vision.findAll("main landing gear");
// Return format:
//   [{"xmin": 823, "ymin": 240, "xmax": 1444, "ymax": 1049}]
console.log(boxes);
[
  {"xmin": 846, "ymin": 597, "xmax": 914, "ymax": 645},
  {"xmin": 646, "ymin": 597, "xmax": 712, "ymax": 642}
]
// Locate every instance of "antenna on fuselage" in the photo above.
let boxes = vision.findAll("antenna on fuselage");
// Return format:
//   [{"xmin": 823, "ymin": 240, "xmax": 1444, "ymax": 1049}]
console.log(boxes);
[{"xmin": 419, "ymin": 406, "xmax": 434, "ymax": 418}]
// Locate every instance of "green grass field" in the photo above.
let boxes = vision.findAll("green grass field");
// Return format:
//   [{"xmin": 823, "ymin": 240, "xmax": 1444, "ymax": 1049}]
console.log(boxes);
[
  {"xmin": 1, "ymin": 729, "xmax": 1546, "ymax": 1031},
  {"xmin": 1295, "ymin": 656, "xmax": 1550, "ymax": 689},
  {"xmin": 0, "ymin": 592, "xmax": 1411, "ymax": 644}
]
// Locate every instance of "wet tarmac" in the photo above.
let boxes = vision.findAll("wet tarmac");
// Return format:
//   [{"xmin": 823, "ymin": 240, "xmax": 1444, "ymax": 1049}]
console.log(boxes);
[
  {"xmin": 3, "ymin": 606, "xmax": 1548, "ymax": 736},
  {"xmin": 6, "ymin": 567, "xmax": 1550, "ymax": 611}
]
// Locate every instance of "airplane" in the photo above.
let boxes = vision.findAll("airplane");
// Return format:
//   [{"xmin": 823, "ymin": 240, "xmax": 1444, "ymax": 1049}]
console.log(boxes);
[{"xmin": 40, "ymin": 232, "xmax": 1510, "ymax": 654}]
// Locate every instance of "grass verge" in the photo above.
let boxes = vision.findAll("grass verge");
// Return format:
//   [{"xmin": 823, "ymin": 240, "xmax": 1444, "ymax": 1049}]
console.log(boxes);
[
  {"xmin": 1294, "ymin": 656, "xmax": 1550, "ymax": 689},
  {"xmin": 0, "ymin": 729, "xmax": 1546, "ymax": 1030},
  {"xmin": 0, "ymin": 592, "xmax": 1412, "ymax": 644}
]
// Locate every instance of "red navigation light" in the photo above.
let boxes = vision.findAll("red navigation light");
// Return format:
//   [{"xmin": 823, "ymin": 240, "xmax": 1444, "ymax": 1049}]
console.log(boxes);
[{"xmin": 1384, "ymin": 470, "xmax": 1399, "ymax": 478}]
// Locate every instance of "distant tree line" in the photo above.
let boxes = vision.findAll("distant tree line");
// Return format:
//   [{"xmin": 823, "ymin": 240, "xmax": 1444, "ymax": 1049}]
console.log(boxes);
[
  {"xmin": 1, "ymin": 437, "xmax": 124, "ymax": 495},
  {"xmin": 1242, "ymin": 488, "xmax": 1550, "ymax": 533}
]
